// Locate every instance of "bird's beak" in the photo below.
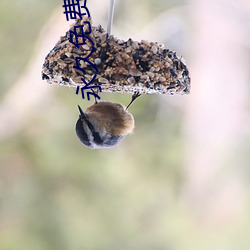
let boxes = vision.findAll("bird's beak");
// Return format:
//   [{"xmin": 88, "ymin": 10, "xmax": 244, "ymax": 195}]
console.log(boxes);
[{"xmin": 77, "ymin": 105, "xmax": 86, "ymax": 119}]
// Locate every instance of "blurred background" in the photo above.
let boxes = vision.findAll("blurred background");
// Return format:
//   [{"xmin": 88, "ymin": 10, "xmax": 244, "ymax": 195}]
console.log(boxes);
[{"xmin": 1, "ymin": 0, "xmax": 250, "ymax": 249}]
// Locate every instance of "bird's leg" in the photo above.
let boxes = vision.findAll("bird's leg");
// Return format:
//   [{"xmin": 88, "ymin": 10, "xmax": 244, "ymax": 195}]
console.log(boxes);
[
  {"xmin": 126, "ymin": 91, "xmax": 141, "ymax": 110},
  {"xmin": 91, "ymin": 89, "xmax": 98, "ymax": 104}
]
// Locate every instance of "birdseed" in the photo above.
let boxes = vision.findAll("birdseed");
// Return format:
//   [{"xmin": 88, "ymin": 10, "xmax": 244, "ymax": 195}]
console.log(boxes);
[{"xmin": 42, "ymin": 17, "xmax": 191, "ymax": 95}]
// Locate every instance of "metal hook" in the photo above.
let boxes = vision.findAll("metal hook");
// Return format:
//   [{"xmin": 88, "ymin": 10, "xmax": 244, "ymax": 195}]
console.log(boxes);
[{"xmin": 107, "ymin": 0, "xmax": 115, "ymax": 35}]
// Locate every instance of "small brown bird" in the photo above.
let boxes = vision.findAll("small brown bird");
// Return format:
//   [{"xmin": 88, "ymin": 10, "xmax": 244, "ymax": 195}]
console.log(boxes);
[{"xmin": 75, "ymin": 101, "xmax": 135, "ymax": 149}]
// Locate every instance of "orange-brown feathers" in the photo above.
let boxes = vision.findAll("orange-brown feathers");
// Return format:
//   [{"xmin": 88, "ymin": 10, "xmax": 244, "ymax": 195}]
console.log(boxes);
[{"xmin": 85, "ymin": 101, "xmax": 134, "ymax": 135}]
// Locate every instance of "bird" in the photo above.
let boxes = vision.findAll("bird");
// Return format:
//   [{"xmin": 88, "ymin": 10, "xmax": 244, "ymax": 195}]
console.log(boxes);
[{"xmin": 75, "ymin": 94, "xmax": 140, "ymax": 149}]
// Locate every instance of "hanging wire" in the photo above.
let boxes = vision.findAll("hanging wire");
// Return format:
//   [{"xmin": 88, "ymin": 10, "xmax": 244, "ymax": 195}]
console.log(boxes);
[{"xmin": 107, "ymin": 0, "xmax": 115, "ymax": 34}]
